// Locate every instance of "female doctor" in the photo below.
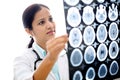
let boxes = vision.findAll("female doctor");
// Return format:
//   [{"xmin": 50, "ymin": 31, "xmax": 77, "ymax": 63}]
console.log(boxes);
[{"xmin": 14, "ymin": 3, "xmax": 69, "ymax": 80}]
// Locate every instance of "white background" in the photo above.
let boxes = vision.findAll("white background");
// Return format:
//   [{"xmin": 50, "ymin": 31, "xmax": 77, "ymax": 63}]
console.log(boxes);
[{"xmin": 0, "ymin": 0, "xmax": 66, "ymax": 79}]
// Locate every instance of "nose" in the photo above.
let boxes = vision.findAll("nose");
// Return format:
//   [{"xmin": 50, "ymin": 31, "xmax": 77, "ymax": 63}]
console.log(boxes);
[{"xmin": 46, "ymin": 21, "xmax": 55, "ymax": 29}]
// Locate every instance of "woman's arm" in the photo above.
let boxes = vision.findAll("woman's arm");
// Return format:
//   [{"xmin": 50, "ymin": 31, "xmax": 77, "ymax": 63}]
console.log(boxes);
[{"xmin": 33, "ymin": 35, "xmax": 68, "ymax": 80}]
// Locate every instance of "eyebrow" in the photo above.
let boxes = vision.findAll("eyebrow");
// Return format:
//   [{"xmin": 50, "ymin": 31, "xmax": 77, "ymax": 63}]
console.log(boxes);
[{"xmin": 38, "ymin": 15, "xmax": 53, "ymax": 21}]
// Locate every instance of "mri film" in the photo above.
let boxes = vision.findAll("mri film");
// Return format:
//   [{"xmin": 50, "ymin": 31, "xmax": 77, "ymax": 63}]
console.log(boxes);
[
  {"xmin": 85, "ymin": 67, "xmax": 95, "ymax": 80},
  {"xmin": 97, "ymin": 43, "xmax": 108, "ymax": 62},
  {"xmin": 96, "ymin": 4, "xmax": 107, "ymax": 23},
  {"xmin": 73, "ymin": 70, "xmax": 83, "ymax": 80},
  {"xmin": 84, "ymin": 46, "xmax": 96, "ymax": 64},
  {"xmin": 83, "ymin": 26, "xmax": 95, "ymax": 45},
  {"xmin": 98, "ymin": 64, "xmax": 108, "ymax": 78},
  {"xmin": 109, "ymin": 41, "xmax": 119, "ymax": 59},
  {"xmin": 64, "ymin": 0, "xmax": 79, "ymax": 6},
  {"xmin": 63, "ymin": 0, "xmax": 120, "ymax": 79},
  {"xmin": 69, "ymin": 28, "xmax": 82, "ymax": 48},
  {"xmin": 82, "ymin": 6, "xmax": 95, "ymax": 25},
  {"xmin": 70, "ymin": 49, "xmax": 83, "ymax": 67},
  {"xmin": 108, "ymin": 3, "xmax": 118, "ymax": 21},
  {"xmin": 109, "ymin": 60, "xmax": 119, "ymax": 76},
  {"xmin": 97, "ymin": 24, "xmax": 107, "ymax": 43},
  {"xmin": 67, "ymin": 7, "xmax": 81, "ymax": 27},
  {"xmin": 109, "ymin": 22, "xmax": 119, "ymax": 40}
]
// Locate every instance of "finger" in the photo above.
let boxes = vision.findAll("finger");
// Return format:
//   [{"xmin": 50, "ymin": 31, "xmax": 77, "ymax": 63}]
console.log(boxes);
[
  {"xmin": 54, "ymin": 35, "xmax": 68, "ymax": 43},
  {"xmin": 47, "ymin": 42, "xmax": 66, "ymax": 56},
  {"xmin": 46, "ymin": 34, "xmax": 68, "ymax": 48}
]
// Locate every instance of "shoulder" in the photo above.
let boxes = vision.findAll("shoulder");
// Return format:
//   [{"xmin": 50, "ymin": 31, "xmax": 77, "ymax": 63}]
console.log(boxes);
[{"xmin": 14, "ymin": 48, "xmax": 36, "ymax": 65}]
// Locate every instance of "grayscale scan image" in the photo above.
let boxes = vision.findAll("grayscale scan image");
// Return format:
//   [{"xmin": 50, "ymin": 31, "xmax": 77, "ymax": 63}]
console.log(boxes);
[{"xmin": 63, "ymin": 0, "xmax": 120, "ymax": 79}]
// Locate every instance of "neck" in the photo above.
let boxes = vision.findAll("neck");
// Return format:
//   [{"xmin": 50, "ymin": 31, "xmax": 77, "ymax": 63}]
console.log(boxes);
[{"xmin": 36, "ymin": 41, "xmax": 47, "ymax": 52}]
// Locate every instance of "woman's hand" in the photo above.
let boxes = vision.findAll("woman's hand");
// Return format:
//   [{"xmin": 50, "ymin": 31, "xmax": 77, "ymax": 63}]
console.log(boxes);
[{"xmin": 46, "ymin": 34, "xmax": 68, "ymax": 61}]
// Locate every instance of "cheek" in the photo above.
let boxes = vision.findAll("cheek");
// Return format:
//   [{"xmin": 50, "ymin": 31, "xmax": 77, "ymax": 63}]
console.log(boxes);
[
  {"xmin": 37, "ymin": 30, "xmax": 46, "ymax": 37},
  {"xmin": 33, "ymin": 28, "xmax": 45, "ymax": 38}
]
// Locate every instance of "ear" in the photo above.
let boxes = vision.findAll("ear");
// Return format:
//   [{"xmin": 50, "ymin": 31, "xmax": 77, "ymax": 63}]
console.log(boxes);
[{"xmin": 25, "ymin": 28, "xmax": 33, "ymax": 36}]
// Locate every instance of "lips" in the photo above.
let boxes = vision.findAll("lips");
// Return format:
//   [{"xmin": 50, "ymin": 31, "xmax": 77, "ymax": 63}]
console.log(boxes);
[{"xmin": 47, "ymin": 30, "xmax": 55, "ymax": 35}]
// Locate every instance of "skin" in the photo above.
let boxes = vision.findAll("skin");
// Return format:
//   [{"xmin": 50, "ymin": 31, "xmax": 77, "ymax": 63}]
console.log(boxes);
[{"xmin": 25, "ymin": 7, "xmax": 68, "ymax": 80}]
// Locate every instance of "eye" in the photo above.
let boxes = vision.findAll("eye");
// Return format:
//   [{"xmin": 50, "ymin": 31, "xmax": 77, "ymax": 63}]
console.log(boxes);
[
  {"xmin": 49, "ymin": 17, "xmax": 53, "ymax": 22},
  {"xmin": 38, "ymin": 20, "xmax": 45, "ymax": 25}
]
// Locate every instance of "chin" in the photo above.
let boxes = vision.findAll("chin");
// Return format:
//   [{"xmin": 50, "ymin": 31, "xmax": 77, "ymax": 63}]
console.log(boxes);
[{"xmin": 48, "ymin": 35, "xmax": 55, "ymax": 39}]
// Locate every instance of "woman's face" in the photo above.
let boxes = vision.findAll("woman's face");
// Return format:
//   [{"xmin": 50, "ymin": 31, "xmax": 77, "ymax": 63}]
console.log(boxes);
[{"xmin": 30, "ymin": 7, "xmax": 56, "ymax": 48}]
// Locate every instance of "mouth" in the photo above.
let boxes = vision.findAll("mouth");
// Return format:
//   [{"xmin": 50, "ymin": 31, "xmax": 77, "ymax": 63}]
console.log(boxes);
[{"xmin": 47, "ymin": 30, "xmax": 55, "ymax": 35}]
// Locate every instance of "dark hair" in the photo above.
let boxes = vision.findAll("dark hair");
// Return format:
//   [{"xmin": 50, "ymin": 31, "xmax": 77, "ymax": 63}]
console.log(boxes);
[{"xmin": 22, "ymin": 3, "xmax": 49, "ymax": 48}]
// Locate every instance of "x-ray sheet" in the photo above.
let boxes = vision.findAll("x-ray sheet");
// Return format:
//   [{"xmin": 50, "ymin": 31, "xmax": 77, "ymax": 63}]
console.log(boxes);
[{"xmin": 63, "ymin": 0, "xmax": 120, "ymax": 80}]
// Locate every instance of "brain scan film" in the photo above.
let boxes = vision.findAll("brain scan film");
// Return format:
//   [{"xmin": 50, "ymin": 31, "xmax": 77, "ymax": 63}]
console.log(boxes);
[
  {"xmin": 97, "ymin": 24, "xmax": 107, "ymax": 43},
  {"xmin": 97, "ymin": 0, "xmax": 105, "ymax": 3},
  {"xmin": 97, "ymin": 43, "xmax": 108, "ymax": 62},
  {"xmin": 85, "ymin": 67, "xmax": 95, "ymax": 80},
  {"xmin": 108, "ymin": 3, "xmax": 118, "ymax": 21},
  {"xmin": 84, "ymin": 46, "xmax": 96, "ymax": 64},
  {"xmin": 67, "ymin": 7, "xmax": 81, "ymax": 27},
  {"xmin": 109, "ymin": 41, "xmax": 119, "ymax": 59},
  {"xmin": 73, "ymin": 71, "xmax": 83, "ymax": 80},
  {"xmin": 109, "ymin": 60, "xmax": 119, "ymax": 76},
  {"xmin": 70, "ymin": 49, "xmax": 83, "ymax": 67},
  {"xmin": 81, "ymin": 0, "xmax": 93, "ymax": 4},
  {"xmin": 83, "ymin": 26, "xmax": 95, "ymax": 45},
  {"xmin": 69, "ymin": 28, "xmax": 82, "ymax": 48},
  {"xmin": 63, "ymin": 0, "xmax": 120, "ymax": 79},
  {"xmin": 96, "ymin": 4, "xmax": 107, "ymax": 23},
  {"xmin": 82, "ymin": 6, "xmax": 95, "ymax": 25},
  {"xmin": 109, "ymin": 22, "xmax": 119, "ymax": 40},
  {"xmin": 98, "ymin": 64, "xmax": 108, "ymax": 78},
  {"xmin": 64, "ymin": 0, "xmax": 79, "ymax": 6}
]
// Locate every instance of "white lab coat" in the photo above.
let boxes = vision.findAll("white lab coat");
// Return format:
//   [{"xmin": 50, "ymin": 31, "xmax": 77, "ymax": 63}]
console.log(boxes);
[
  {"xmin": 13, "ymin": 47, "xmax": 69, "ymax": 80},
  {"xmin": 14, "ymin": 44, "xmax": 120, "ymax": 80}
]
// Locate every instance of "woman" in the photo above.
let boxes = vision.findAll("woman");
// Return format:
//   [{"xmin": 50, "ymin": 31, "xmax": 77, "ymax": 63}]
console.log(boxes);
[{"xmin": 14, "ymin": 3, "xmax": 69, "ymax": 80}]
